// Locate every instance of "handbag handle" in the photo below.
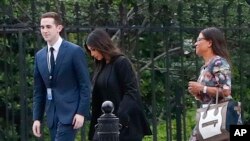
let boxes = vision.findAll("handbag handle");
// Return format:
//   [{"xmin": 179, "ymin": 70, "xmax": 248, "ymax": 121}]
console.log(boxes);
[
  {"xmin": 202, "ymin": 88, "xmax": 219, "ymax": 119},
  {"xmin": 215, "ymin": 88, "xmax": 219, "ymax": 104}
]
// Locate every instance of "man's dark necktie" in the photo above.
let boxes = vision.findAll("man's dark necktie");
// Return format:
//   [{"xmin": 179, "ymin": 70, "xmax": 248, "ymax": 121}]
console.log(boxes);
[{"xmin": 50, "ymin": 47, "xmax": 55, "ymax": 74}]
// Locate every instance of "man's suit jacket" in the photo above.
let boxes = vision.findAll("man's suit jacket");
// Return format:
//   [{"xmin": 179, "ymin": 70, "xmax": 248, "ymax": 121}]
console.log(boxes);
[{"xmin": 33, "ymin": 40, "xmax": 91, "ymax": 128}]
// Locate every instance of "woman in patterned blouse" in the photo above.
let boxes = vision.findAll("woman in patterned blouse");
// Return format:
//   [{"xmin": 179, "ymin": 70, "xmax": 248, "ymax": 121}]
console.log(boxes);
[
  {"xmin": 188, "ymin": 27, "xmax": 241, "ymax": 141},
  {"xmin": 188, "ymin": 27, "xmax": 231, "ymax": 103}
]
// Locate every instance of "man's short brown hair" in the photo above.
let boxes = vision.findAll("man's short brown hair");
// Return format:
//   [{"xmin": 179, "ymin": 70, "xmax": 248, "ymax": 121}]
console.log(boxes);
[{"xmin": 41, "ymin": 12, "xmax": 63, "ymax": 25}]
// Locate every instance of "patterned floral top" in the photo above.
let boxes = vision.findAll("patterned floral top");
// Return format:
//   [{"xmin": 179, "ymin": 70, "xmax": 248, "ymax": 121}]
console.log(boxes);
[{"xmin": 197, "ymin": 55, "xmax": 232, "ymax": 104}]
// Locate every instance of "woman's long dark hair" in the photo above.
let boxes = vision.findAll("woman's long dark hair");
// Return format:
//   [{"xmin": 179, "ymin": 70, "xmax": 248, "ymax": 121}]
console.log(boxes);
[
  {"xmin": 201, "ymin": 27, "xmax": 231, "ymax": 65},
  {"xmin": 84, "ymin": 29, "xmax": 123, "ymax": 81},
  {"xmin": 85, "ymin": 29, "xmax": 122, "ymax": 60}
]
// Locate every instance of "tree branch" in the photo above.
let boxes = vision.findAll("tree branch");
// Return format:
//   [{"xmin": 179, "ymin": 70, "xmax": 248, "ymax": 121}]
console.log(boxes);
[{"xmin": 139, "ymin": 47, "xmax": 181, "ymax": 72}]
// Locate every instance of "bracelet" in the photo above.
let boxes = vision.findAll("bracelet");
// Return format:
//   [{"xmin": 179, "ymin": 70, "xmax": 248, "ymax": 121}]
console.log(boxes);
[{"xmin": 203, "ymin": 86, "xmax": 207, "ymax": 93}]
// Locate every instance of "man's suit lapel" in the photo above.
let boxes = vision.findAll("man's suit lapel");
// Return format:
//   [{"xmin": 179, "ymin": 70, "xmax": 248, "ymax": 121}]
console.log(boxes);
[
  {"xmin": 53, "ymin": 40, "xmax": 67, "ymax": 80},
  {"xmin": 39, "ymin": 47, "xmax": 50, "ymax": 77}
]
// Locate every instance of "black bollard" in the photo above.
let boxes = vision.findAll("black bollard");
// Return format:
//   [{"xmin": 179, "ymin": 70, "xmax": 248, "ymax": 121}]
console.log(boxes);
[{"xmin": 96, "ymin": 101, "xmax": 120, "ymax": 141}]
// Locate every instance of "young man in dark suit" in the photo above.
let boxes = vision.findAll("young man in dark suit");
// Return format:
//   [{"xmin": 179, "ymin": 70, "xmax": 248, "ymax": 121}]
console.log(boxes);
[{"xmin": 32, "ymin": 12, "xmax": 91, "ymax": 141}]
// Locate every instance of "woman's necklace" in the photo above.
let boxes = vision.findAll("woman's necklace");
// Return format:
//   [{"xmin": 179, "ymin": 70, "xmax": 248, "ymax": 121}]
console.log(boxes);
[
  {"xmin": 198, "ymin": 55, "xmax": 217, "ymax": 83},
  {"xmin": 204, "ymin": 55, "xmax": 217, "ymax": 66}
]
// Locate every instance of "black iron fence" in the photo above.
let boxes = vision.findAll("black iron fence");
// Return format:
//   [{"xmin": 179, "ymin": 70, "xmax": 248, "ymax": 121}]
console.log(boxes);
[{"xmin": 1, "ymin": 1, "xmax": 250, "ymax": 141}]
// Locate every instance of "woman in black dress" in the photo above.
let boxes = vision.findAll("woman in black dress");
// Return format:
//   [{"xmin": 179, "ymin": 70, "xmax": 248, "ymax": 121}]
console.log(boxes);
[{"xmin": 84, "ymin": 29, "xmax": 152, "ymax": 141}]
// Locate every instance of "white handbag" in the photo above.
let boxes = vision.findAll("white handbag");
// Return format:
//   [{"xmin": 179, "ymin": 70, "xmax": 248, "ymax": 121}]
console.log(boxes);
[{"xmin": 196, "ymin": 90, "xmax": 235, "ymax": 141}]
